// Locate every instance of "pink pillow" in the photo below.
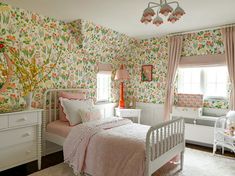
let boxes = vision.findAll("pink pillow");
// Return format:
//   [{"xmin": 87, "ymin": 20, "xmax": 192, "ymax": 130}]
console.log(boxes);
[{"xmin": 59, "ymin": 92, "xmax": 86, "ymax": 122}]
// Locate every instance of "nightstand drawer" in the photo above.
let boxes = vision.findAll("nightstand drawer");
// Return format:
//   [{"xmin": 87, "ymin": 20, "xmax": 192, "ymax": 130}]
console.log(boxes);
[
  {"xmin": 9, "ymin": 112, "xmax": 38, "ymax": 127},
  {"xmin": 119, "ymin": 109, "xmax": 141, "ymax": 117},
  {"xmin": 0, "ymin": 126, "xmax": 36, "ymax": 148},
  {"xmin": 0, "ymin": 116, "xmax": 8, "ymax": 130}
]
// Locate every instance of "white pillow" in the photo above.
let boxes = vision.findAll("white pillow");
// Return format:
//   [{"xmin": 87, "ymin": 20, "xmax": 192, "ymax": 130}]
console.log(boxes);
[
  {"xmin": 78, "ymin": 108, "xmax": 102, "ymax": 123},
  {"xmin": 59, "ymin": 97, "xmax": 94, "ymax": 126}
]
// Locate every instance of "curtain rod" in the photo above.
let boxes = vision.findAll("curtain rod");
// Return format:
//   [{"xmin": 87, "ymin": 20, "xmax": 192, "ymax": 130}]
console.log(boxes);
[{"xmin": 168, "ymin": 23, "xmax": 235, "ymax": 37}]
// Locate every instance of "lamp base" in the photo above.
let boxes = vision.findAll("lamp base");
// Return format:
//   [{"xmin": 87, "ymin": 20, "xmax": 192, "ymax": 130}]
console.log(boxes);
[
  {"xmin": 119, "ymin": 99, "xmax": 125, "ymax": 109},
  {"xmin": 118, "ymin": 82, "xmax": 125, "ymax": 108}
]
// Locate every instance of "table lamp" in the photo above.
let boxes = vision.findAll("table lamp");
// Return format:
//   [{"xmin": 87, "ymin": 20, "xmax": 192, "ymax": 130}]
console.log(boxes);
[{"xmin": 115, "ymin": 64, "xmax": 130, "ymax": 108}]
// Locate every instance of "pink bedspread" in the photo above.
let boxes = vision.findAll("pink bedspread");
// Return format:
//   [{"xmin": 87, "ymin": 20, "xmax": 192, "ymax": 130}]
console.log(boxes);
[{"xmin": 63, "ymin": 117, "xmax": 150, "ymax": 176}]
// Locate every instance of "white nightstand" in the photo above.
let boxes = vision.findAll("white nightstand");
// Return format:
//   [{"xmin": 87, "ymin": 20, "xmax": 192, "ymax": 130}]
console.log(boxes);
[{"xmin": 115, "ymin": 108, "xmax": 142, "ymax": 124}]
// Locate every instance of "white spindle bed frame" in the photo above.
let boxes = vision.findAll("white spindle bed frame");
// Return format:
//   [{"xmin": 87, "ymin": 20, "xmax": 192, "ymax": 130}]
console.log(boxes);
[{"xmin": 42, "ymin": 88, "xmax": 185, "ymax": 176}]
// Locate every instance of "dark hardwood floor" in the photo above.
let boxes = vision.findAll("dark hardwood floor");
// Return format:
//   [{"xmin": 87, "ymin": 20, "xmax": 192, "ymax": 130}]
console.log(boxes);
[
  {"xmin": 186, "ymin": 143, "xmax": 235, "ymax": 158},
  {"xmin": 0, "ymin": 151, "xmax": 63, "ymax": 176},
  {"xmin": 0, "ymin": 143, "xmax": 234, "ymax": 176}
]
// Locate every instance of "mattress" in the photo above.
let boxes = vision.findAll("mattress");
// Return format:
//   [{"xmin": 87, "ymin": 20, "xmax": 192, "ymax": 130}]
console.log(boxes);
[{"xmin": 47, "ymin": 120, "xmax": 72, "ymax": 138}]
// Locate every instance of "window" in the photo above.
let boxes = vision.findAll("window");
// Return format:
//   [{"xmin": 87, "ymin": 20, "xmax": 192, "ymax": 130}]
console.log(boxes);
[
  {"xmin": 178, "ymin": 68, "xmax": 201, "ymax": 94},
  {"xmin": 178, "ymin": 66, "xmax": 228, "ymax": 98},
  {"xmin": 96, "ymin": 73, "xmax": 111, "ymax": 102}
]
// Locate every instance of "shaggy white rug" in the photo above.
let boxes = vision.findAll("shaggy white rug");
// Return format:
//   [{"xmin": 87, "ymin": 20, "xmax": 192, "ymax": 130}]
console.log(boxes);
[{"xmin": 30, "ymin": 148, "xmax": 235, "ymax": 176}]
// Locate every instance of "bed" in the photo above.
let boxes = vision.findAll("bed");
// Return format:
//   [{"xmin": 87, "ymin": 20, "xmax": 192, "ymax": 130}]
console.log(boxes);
[{"xmin": 43, "ymin": 88, "xmax": 185, "ymax": 176}]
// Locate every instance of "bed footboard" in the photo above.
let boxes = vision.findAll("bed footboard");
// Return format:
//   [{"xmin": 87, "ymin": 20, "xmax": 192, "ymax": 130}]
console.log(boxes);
[{"xmin": 145, "ymin": 117, "xmax": 185, "ymax": 176}]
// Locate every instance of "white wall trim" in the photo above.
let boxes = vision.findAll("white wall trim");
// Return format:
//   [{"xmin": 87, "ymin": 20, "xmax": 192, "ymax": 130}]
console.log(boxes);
[{"xmin": 136, "ymin": 102, "xmax": 164, "ymax": 125}]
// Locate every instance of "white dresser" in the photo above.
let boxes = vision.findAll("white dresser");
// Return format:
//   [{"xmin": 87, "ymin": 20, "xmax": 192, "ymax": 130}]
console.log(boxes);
[
  {"xmin": 0, "ymin": 109, "xmax": 42, "ymax": 172},
  {"xmin": 115, "ymin": 108, "xmax": 142, "ymax": 124}
]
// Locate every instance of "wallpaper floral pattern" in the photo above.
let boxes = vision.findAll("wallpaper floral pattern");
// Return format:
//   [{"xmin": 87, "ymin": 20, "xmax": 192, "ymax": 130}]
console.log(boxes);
[
  {"xmin": 129, "ymin": 30, "xmax": 227, "ymax": 108},
  {"xmin": 0, "ymin": 3, "xmax": 136, "ymax": 112},
  {"xmin": 0, "ymin": 2, "xmax": 229, "ymax": 112},
  {"xmin": 126, "ymin": 37, "xmax": 168, "ymax": 104},
  {"xmin": 182, "ymin": 30, "xmax": 224, "ymax": 56}
]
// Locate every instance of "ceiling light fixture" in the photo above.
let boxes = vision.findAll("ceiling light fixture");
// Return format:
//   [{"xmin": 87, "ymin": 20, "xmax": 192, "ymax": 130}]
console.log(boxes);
[{"xmin": 141, "ymin": 0, "xmax": 185, "ymax": 27}]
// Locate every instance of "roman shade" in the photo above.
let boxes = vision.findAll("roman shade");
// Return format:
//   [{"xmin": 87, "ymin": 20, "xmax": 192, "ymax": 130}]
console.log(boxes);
[
  {"xmin": 179, "ymin": 54, "xmax": 226, "ymax": 68},
  {"xmin": 97, "ymin": 63, "xmax": 112, "ymax": 74}
]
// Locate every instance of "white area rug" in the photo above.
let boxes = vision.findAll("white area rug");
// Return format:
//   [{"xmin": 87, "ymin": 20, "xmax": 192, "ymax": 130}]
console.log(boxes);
[{"xmin": 30, "ymin": 148, "xmax": 235, "ymax": 176}]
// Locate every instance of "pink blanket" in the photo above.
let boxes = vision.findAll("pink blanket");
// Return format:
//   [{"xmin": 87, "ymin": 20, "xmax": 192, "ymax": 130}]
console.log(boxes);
[{"xmin": 63, "ymin": 117, "xmax": 150, "ymax": 176}]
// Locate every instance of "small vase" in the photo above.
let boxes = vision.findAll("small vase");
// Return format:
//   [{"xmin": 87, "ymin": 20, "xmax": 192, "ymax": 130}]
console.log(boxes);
[{"xmin": 25, "ymin": 92, "xmax": 33, "ymax": 109}]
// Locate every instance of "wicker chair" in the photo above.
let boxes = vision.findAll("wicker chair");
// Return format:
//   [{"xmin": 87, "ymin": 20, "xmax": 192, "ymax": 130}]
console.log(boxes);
[{"xmin": 213, "ymin": 115, "xmax": 235, "ymax": 155}]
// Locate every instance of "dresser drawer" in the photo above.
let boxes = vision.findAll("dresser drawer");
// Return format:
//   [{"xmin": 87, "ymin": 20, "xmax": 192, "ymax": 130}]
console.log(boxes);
[
  {"xmin": 0, "ymin": 141, "xmax": 37, "ymax": 171},
  {"xmin": 0, "ymin": 115, "xmax": 8, "ymax": 130},
  {"xmin": 0, "ymin": 126, "xmax": 36, "ymax": 148},
  {"xmin": 9, "ymin": 112, "xmax": 38, "ymax": 127}
]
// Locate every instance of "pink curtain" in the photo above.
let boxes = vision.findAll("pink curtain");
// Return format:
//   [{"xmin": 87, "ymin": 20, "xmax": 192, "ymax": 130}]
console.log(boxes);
[
  {"xmin": 164, "ymin": 36, "xmax": 183, "ymax": 121},
  {"xmin": 222, "ymin": 27, "xmax": 235, "ymax": 110}
]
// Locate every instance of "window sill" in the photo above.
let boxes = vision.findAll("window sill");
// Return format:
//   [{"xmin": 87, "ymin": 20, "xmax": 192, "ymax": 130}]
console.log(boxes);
[
  {"xmin": 95, "ymin": 101, "xmax": 113, "ymax": 105},
  {"xmin": 204, "ymin": 96, "xmax": 228, "ymax": 101}
]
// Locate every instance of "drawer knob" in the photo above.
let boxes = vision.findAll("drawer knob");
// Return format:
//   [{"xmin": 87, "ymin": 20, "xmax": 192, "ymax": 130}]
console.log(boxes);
[
  {"xmin": 23, "ymin": 132, "xmax": 31, "ymax": 137},
  {"xmin": 26, "ymin": 150, "xmax": 31, "ymax": 154},
  {"xmin": 18, "ymin": 117, "xmax": 27, "ymax": 121}
]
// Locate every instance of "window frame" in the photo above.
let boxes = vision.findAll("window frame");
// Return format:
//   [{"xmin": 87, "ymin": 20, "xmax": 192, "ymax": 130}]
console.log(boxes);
[
  {"xmin": 177, "ymin": 66, "xmax": 229, "ymax": 100},
  {"xmin": 96, "ymin": 73, "xmax": 111, "ymax": 103}
]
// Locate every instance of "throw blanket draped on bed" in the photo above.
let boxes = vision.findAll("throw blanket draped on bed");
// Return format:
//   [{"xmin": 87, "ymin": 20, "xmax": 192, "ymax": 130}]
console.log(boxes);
[{"xmin": 63, "ymin": 117, "xmax": 150, "ymax": 176}]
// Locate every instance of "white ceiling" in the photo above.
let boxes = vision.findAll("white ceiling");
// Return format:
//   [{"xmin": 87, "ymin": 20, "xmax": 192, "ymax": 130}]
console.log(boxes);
[{"xmin": 1, "ymin": 0, "xmax": 235, "ymax": 39}]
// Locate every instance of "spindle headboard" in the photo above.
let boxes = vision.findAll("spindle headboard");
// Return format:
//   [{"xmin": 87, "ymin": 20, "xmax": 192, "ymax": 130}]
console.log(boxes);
[{"xmin": 42, "ymin": 88, "xmax": 89, "ymax": 153}]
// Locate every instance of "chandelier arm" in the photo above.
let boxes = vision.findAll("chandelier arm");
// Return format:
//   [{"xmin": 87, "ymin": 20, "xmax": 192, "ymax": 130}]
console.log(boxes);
[
  {"xmin": 156, "ymin": 8, "xmax": 160, "ymax": 16},
  {"xmin": 148, "ymin": 2, "xmax": 161, "ymax": 8},
  {"xmin": 167, "ymin": 1, "xmax": 179, "ymax": 7},
  {"xmin": 149, "ymin": 5, "xmax": 162, "ymax": 9}
]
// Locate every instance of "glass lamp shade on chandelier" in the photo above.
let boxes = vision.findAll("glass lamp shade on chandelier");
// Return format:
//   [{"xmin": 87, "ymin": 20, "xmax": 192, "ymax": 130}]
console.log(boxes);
[
  {"xmin": 141, "ymin": 0, "xmax": 185, "ymax": 27},
  {"xmin": 115, "ymin": 64, "xmax": 130, "ymax": 108}
]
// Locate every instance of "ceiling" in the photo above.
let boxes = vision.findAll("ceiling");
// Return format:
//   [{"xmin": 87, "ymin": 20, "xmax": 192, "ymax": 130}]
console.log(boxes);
[{"xmin": 1, "ymin": 0, "xmax": 235, "ymax": 39}]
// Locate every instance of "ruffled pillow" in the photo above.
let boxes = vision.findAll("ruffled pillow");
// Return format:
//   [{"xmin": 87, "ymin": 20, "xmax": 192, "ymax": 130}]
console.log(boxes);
[
  {"xmin": 59, "ymin": 97, "xmax": 93, "ymax": 126},
  {"xmin": 59, "ymin": 92, "xmax": 86, "ymax": 122}
]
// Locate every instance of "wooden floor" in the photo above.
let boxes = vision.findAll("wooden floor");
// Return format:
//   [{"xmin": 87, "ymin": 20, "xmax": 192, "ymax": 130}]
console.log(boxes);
[
  {"xmin": 186, "ymin": 143, "xmax": 235, "ymax": 158},
  {"xmin": 0, "ymin": 143, "xmax": 234, "ymax": 176},
  {"xmin": 0, "ymin": 151, "xmax": 64, "ymax": 176}
]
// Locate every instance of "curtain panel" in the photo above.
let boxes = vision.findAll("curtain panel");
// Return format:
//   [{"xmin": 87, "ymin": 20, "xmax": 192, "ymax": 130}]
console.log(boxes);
[
  {"xmin": 222, "ymin": 27, "xmax": 235, "ymax": 110},
  {"xmin": 164, "ymin": 36, "xmax": 183, "ymax": 121}
]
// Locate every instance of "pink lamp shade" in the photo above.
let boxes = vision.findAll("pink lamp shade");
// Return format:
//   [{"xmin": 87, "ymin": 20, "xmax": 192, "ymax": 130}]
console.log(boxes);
[{"xmin": 115, "ymin": 65, "xmax": 130, "ymax": 81}]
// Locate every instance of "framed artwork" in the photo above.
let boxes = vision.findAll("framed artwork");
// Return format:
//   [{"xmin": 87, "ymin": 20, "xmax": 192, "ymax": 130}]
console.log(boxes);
[{"xmin": 141, "ymin": 65, "xmax": 153, "ymax": 82}]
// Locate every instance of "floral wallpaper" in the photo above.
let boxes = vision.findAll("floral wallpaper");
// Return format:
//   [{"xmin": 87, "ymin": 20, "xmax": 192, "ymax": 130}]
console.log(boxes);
[
  {"xmin": 0, "ymin": 3, "xmax": 136, "ymax": 112},
  {"xmin": 0, "ymin": 2, "xmax": 229, "ymax": 112},
  {"xmin": 129, "ymin": 30, "xmax": 228, "ymax": 109},
  {"xmin": 182, "ymin": 30, "xmax": 224, "ymax": 56},
  {"xmin": 126, "ymin": 37, "xmax": 168, "ymax": 104}
]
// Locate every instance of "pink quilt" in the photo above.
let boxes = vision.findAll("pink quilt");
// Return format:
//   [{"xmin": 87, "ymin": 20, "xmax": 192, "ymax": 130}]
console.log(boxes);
[{"xmin": 63, "ymin": 117, "xmax": 150, "ymax": 176}]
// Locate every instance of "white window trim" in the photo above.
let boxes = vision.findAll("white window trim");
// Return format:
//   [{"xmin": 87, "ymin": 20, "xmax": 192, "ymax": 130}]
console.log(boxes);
[
  {"xmin": 96, "ymin": 73, "xmax": 111, "ymax": 103},
  {"xmin": 178, "ymin": 66, "xmax": 229, "ymax": 100}
]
